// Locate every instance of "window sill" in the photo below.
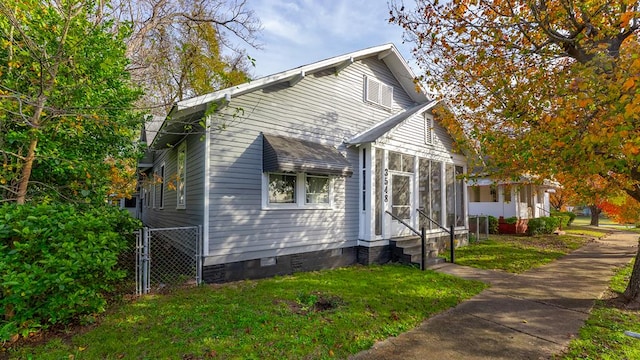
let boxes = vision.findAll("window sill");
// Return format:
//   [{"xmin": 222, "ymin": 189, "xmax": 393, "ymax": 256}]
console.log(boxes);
[{"xmin": 263, "ymin": 204, "xmax": 333, "ymax": 211}]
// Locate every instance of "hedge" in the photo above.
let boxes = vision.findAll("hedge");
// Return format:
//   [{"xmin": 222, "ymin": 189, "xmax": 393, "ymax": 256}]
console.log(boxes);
[
  {"xmin": 526, "ymin": 216, "xmax": 561, "ymax": 235},
  {"xmin": 0, "ymin": 203, "xmax": 141, "ymax": 341}
]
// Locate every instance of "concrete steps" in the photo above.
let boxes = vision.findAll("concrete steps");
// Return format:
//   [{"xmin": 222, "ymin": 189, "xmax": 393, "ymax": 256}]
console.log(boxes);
[{"xmin": 390, "ymin": 236, "xmax": 446, "ymax": 267}]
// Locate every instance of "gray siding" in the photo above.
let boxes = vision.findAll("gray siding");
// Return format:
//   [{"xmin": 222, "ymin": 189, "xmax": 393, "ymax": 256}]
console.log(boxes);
[
  {"xmin": 141, "ymin": 133, "xmax": 205, "ymax": 228},
  {"xmin": 205, "ymin": 57, "xmax": 421, "ymax": 264},
  {"xmin": 381, "ymin": 111, "xmax": 457, "ymax": 163}
]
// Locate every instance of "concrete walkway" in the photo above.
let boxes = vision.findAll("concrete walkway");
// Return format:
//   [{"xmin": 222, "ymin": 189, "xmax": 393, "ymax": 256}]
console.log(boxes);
[{"xmin": 350, "ymin": 231, "xmax": 639, "ymax": 360}]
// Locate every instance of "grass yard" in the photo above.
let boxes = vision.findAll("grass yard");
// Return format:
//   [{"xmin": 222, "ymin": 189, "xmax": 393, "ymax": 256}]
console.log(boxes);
[
  {"xmin": 564, "ymin": 225, "xmax": 612, "ymax": 238},
  {"xmin": 7, "ymin": 264, "xmax": 486, "ymax": 360},
  {"xmin": 558, "ymin": 261, "xmax": 640, "ymax": 359},
  {"xmin": 444, "ymin": 234, "xmax": 591, "ymax": 273}
]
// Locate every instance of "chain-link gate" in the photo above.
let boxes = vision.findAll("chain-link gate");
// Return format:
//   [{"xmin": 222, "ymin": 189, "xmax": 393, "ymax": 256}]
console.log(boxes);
[
  {"xmin": 468, "ymin": 215, "xmax": 490, "ymax": 242},
  {"xmin": 136, "ymin": 226, "xmax": 202, "ymax": 295}
]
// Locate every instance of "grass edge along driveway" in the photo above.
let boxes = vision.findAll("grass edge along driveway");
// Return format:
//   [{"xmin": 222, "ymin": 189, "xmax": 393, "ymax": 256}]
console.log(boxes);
[{"xmin": 10, "ymin": 264, "xmax": 486, "ymax": 360}]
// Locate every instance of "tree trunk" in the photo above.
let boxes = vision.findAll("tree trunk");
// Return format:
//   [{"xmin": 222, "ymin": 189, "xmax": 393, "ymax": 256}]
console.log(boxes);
[
  {"xmin": 589, "ymin": 205, "xmax": 601, "ymax": 226},
  {"xmin": 623, "ymin": 246, "xmax": 640, "ymax": 303},
  {"xmin": 15, "ymin": 136, "xmax": 38, "ymax": 204}
]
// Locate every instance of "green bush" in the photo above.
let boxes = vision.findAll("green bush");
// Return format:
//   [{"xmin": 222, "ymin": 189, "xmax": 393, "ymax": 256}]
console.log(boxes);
[
  {"xmin": 504, "ymin": 216, "xmax": 518, "ymax": 224},
  {"xmin": 551, "ymin": 211, "xmax": 577, "ymax": 226},
  {"xmin": 0, "ymin": 203, "xmax": 140, "ymax": 341},
  {"xmin": 488, "ymin": 216, "xmax": 499, "ymax": 234},
  {"xmin": 526, "ymin": 217, "xmax": 561, "ymax": 235},
  {"xmin": 553, "ymin": 215, "xmax": 571, "ymax": 228}
]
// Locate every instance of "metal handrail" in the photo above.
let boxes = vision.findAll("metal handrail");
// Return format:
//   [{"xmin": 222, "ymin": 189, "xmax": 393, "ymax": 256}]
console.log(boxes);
[
  {"xmin": 537, "ymin": 206, "xmax": 551, "ymax": 216},
  {"xmin": 385, "ymin": 210, "xmax": 421, "ymax": 237},
  {"xmin": 385, "ymin": 210, "xmax": 426, "ymax": 270},
  {"xmin": 416, "ymin": 208, "xmax": 456, "ymax": 264},
  {"xmin": 416, "ymin": 208, "xmax": 450, "ymax": 234}
]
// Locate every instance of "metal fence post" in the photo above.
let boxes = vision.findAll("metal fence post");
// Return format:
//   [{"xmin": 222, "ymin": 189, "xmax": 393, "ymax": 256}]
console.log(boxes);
[
  {"xmin": 475, "ymin": 216, "xmax": 479, "ymax": 242},
  {"xmin": 421, "ymin": 227, "xmax": 426, "ymax": 271},
  {"xmin": 143, "ymin": 227, "xmax": 150, "ymax": 294},
  {"xmin": 450, "ymin": 224, "xmax": 455, "ymax": 264},
  {"xmin": 197, "ymin": 225, "xmax": 203, "ymax": 285}
]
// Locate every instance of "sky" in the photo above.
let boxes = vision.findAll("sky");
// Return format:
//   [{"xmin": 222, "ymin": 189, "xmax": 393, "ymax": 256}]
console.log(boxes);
[{"xmin": 239, "ymin": 0, "xmax": 418, "ymax": 78}]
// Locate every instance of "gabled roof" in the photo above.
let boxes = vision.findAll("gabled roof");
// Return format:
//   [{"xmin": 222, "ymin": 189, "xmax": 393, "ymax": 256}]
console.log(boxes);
[
  {"xmin": 150, "ymin": 43, "xmax": 430, "ymax": 149},
  {"xmin": 347, "ymin": 100, "xmax": 439, "ymax": 146}
]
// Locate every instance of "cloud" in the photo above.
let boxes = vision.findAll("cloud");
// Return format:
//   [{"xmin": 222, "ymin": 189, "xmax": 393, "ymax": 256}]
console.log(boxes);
[{"xmin": 243, "ymin": 0, "xmax": 415, "ymax": 77}]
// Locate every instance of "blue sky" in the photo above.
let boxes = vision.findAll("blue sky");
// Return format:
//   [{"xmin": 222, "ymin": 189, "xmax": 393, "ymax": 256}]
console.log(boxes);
[{"xmin": 241, "ymin": 0, "xmax": 417, "ymax": 78}]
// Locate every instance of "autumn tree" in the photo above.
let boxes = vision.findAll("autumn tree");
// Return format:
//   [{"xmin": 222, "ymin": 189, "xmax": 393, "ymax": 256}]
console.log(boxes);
[
  {"xmin": 390, "ymin": 1, "xmax": 640, "ymax": 301},
  {"xmin": 0, "ymin": 0, "xmax": 141, "ymax": 204},
  {"xmin": 111, "ymin": 0, "xmax": 262, "ymax": 114}
]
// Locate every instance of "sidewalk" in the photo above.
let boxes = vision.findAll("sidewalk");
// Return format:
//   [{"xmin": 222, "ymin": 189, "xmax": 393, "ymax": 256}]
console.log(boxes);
[{"xmin": 350, "ymin": 231, "xmax": 639, "ymax": 360}]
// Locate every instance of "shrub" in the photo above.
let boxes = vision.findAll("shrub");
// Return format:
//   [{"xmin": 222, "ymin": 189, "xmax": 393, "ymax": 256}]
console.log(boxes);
[
  {"xmin": 0, "ymin": 203, "xmax": 141, "ymax": 341},
  {"xmin": 526, "ymin": 217, "xmax": 561, "ymax": 235},
  {"xmin": 488, "ymin": 216, "xmax": 499, "ymax": 234},
  {"xmin": 551, "ymin": 211, "xmax": 577, "ymax": 226},
  {"xmin": 504, "ymin": 216, "xmax": 518, "ymax": 224},
  {"xmin": 553, "ymin": 215, "xmax": 571, "ymax": 228}
]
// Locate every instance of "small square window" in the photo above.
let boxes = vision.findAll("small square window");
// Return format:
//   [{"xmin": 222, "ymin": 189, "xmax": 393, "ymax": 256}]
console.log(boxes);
[
  {"xmin": 268, "ymin": 173, "xmax": 296, "ymax": 204},
  {"xmin": 306, "ymin": 175, "xmax": 329, "ymax": 204}
]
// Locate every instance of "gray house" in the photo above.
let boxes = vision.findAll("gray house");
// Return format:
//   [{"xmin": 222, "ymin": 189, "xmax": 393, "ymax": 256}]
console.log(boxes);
[{"xmin": 140, "ymin": 44, "xmax": 468, "ymax": 282}]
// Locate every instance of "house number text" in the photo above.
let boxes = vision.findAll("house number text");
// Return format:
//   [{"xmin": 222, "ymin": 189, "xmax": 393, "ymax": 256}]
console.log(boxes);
[{"xmin": 383, "ymin": 168, "xmax": 388, "ymax": 202}]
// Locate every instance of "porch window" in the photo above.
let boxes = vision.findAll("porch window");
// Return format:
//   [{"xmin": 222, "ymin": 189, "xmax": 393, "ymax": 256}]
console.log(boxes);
[
  {"xmin": 419, "ymin": 159, "xmax": 443, "ymax": 230},
  {"xmin": 388, "ymin": 151, "xmax": 414, "ymax": 173},
  {"xmin": 446, "ymin": 164, "xmax": 465, "ymax": 227},
  {"xmin": 176, "ymin": 142, "xmax": 187, "ymax": 209}
]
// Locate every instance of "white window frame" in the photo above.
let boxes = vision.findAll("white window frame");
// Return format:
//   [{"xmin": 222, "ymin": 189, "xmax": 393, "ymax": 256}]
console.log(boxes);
[
  {"xmin": 262, "ymin": 172, "xmax": 334, "ymax": 210},
  {"xmin": 176, "ymin": 142, "xmax": 187, "ymax": 209},
  {"xmin": 425, "ymin": 114, "xmax": 434, "ymax": 145},
  {"xmin": 364, "ymin": 75, "xmax": 393, "ymax": 109}
]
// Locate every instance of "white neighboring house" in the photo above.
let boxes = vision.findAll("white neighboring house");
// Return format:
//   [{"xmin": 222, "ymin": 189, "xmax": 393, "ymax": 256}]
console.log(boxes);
[
  {"xmin": 468, "ymin": 176, "xmax": 558, "ymax": 219},
  {"xmin": 139, "ymin": 44, "xmax": 469, "ymax": 283}
]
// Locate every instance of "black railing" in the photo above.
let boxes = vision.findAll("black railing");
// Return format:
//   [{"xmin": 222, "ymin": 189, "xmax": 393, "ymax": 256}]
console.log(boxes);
[
  {"xmin": 537, "ymin": 206, "xmax": 551, "ymax": 216},
  {"xmin": 416, "ymin": 208, "xmax": 456, "ymax": 264},
  {"xmin": 385, "ymin": 210, "xmax": 427, "ymax": 271}
]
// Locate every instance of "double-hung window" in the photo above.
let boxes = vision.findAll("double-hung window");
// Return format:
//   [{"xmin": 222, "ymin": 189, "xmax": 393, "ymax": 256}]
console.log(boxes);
[{"xmin": 265, "ymin": 172, "xmax": 332, "ymax": 208}]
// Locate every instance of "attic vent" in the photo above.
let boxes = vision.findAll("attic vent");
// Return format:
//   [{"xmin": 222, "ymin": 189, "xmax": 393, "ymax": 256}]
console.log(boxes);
[
  {"xmin": 364, "ymin": 76, "xmax": 393, "ymax": 109},
  {"xmin": 425, "ymin": 114, "xmax": 434, "ymax": 145}
]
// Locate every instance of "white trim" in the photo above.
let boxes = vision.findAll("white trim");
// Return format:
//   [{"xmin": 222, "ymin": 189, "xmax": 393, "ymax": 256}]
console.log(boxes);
[{"xmin": 203, "ymin": 116, "xmax": 211, "ymax": 257}]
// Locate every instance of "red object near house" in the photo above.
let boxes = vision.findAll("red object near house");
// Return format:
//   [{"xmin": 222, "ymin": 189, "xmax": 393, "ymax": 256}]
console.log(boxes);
[{"xmin": 498, "ymin": 216, "xmax": 528, "ymax": 234}]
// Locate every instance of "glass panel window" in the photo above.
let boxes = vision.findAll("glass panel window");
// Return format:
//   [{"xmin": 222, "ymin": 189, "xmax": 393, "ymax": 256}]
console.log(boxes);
[
  {"xmin": 159, "ymin": 164, "xmax": 165, "ymax": 209},
  {"xmin": 269, "ymin": 173, "xmax": 296, "ymax": 203},
  {"xmin": 431, "ymin": 161, "xmax": 442, "ymax": 227},
  {"xmin": 455, "ymin": 166, "xmax": 465, "ymax": 226},
  {"xmin": 374, "ymin": 148, "xmax": 383, "ymax": 235},
  {"xmin": 177, "ymin": 142, "xmax": 187, "ymax": 209},
  {"xmin": 306, "ymin": 175, "xmax": 329, "ymax": 204},
  {"xmin": 388, "ymin": 151, "xmax": 402, "ymax": 171},
  {"xmin": 446, "ymin": 164, "xmax": 455, "ymax": 227},
  {"xmin": 402, "ymin": 155, "xmax": 414, "ymax": 173},
  {"xmin": 392, "ymin": 174, "xmax": 411, "ymax": 219}
]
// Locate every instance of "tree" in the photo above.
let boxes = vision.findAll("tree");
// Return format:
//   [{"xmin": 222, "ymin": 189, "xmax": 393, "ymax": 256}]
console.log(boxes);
[
  {"xmin": 600, "ymin": 194, "xmax": 640, "ymax": 225},
  {"xmin": 389, "ymin": 1, "xmax": 640, "ymax": 301},
  {"xmin": 0, "ymin": 0, "xmax": 141, "ymax": 204},
  {"xmin": 111, "ymin": 0, "xmax": 262, "ymax": 114}
]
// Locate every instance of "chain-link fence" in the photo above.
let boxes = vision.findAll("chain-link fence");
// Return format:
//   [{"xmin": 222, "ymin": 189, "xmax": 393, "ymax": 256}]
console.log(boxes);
[
  {"xmin": 136, "ymin": 226, "xmax": 202, "ymax": 295},
  {"xmin": 468, "ymin": 215, "xmax": 490, "ymax": 242}
]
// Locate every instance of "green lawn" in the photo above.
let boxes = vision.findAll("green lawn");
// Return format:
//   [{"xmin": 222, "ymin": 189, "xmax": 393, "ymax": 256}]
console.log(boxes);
[
  {"xmin": 564, "ymin": 225, "xmax": 612, "ymax": 238},
  {"xmin": 559, "ymin": 261, "xmax": 640, "ymax": 359},
  {"xmin": 444, "ymin": 234, "xmax": 590, "ymax": 273},
  {"xmin": 7, "ymin": 264, "xmax": 486, "ymax": 360}
]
